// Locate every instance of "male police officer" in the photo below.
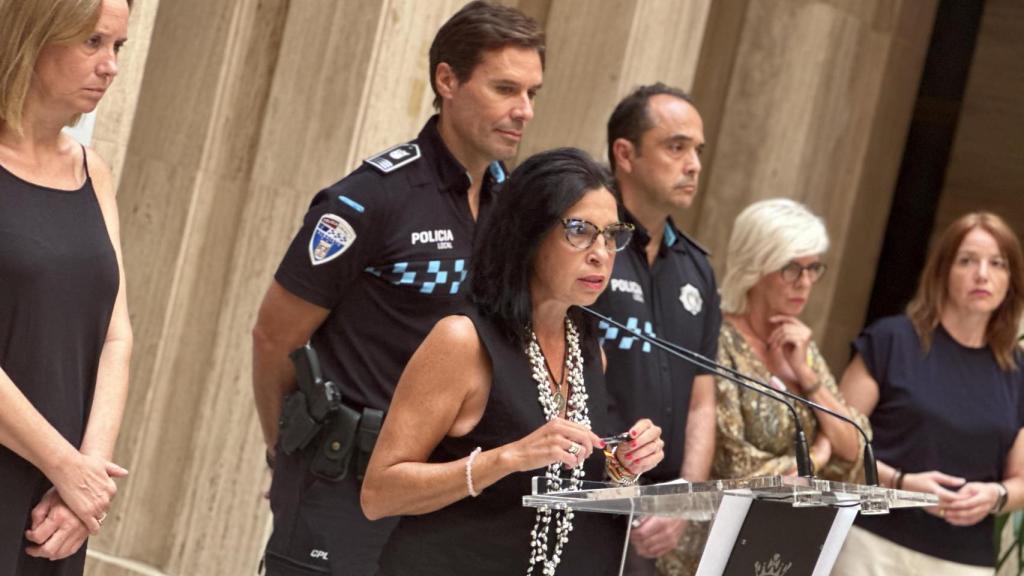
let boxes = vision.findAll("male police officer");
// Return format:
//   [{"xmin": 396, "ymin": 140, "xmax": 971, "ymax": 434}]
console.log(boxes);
[
  {"xmin": 592, "ymin": 84, "xmax": 721, "ymax": 574},
  {"xmin": 251, "ymin": 3, "xmax": 544, "ymax": 574}
]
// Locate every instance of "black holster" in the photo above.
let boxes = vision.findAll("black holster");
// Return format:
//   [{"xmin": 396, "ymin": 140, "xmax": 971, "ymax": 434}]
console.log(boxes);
[
  {"xmin": 278, "ymin": 390, "xmax": 321, "ymax": 456},
  {"xmin": 310, "ymin": 403, "xmax": 360, "ymax": 481},
  {"xmin": 279, "ymin": 344, "xmax": 386, "ymax": 482},
  {"xmin": 278, "ymin": 344, "xmax": 342, "ymax": 456},
  {"xmin": 355, "ymin": 408, "xmax": 384, "ymax": 481},
  {"xmin": 311, "ymin": 406, "xmax": 384, "ymax": 482}
]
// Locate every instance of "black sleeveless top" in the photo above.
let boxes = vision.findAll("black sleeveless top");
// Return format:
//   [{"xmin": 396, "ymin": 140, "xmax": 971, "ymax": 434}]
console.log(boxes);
[
  {"xmin": 378, "ymin": 309, "xmax": 626, "ymax": 575},
  {"xmin": 0, "ymin": 154, "xmax": 119, "ymax": 574}
]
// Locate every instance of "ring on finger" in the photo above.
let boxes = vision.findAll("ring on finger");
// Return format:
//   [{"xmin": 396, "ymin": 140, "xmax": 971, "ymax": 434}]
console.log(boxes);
[
  {"xmin": 97, "ymin": 513, "xmax": 108, "ymax": 525},
  {"xmin": 567, "ymin": 442, "xmax": 581, "ymax": 456}
]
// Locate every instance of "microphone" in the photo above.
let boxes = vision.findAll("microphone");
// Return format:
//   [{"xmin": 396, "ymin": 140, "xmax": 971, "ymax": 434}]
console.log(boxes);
[
  {"xmin": 582, "ymin": 306, "xmax": 878, "ymax": 485},
  {"xmin": 583, "ymin": 307, "xmax": 812, "ymax": 478}
]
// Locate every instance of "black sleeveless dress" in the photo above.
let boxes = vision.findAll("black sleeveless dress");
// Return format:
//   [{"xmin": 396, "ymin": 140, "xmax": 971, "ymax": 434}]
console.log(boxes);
[
  {"xmin": 378, "ymin": 309, "xmax": 627, "ymax": 576},
  {"xmin": 0, "ymin": 154, "xmax": 119, "ymax": 575}
]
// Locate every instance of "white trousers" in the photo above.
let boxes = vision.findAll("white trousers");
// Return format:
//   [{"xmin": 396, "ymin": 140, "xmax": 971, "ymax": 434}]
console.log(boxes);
[{"xmin": 831, "ymin": 525, "xmax": 993, "ymax": 576}]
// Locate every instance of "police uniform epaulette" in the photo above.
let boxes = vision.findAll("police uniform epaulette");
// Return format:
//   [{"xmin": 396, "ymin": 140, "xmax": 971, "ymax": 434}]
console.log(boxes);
[
  {"xmin": 679, "ymin": 230, "xmax": 711, "ymax": 256},
  {"xmin": 363, "ymin": 142, "xmax": 421, "ymax": 174}
]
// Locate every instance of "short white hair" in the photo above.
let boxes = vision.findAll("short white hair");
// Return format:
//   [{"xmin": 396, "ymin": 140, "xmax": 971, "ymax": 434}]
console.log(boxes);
[{"xmin": 720, "ymin": 198, "xmax": 829, "ymax": 314}]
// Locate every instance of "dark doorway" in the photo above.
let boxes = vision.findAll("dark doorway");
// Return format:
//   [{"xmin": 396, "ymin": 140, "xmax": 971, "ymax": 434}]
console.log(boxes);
[{"xmin": 864, "ymin": 0, "xmax": 985, "ymax": 324}]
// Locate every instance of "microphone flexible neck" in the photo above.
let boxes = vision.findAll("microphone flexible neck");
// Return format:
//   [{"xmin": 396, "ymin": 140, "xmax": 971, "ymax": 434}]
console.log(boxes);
[{"xmin": 581, "ymin": 306, "xmax": 878, "ymax": 485}]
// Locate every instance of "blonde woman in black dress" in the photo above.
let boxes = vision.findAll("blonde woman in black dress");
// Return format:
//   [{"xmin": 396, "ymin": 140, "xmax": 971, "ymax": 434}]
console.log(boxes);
[{"xmin": 0, "ymin": 0, "xmax": 133, "ymax": 573}]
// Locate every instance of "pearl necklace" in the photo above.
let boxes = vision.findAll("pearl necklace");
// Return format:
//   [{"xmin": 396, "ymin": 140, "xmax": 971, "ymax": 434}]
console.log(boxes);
[{"xmin": 525, "ymin": 317, "xmax": 590, "ymax": 576}]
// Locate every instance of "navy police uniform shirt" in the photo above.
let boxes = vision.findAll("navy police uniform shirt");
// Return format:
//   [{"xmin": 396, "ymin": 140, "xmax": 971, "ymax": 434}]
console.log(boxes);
[
  {"xmin": 592, "ymin": 212, "xmax": 721, "ymax": 482},
  {"xmin": 274, "ymin": 116, "xmax": 503, "ymax": 412}
]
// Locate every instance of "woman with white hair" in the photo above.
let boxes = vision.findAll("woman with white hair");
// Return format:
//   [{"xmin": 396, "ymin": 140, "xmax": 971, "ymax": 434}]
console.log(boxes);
[
  {"xmin": 658, "ymin": 198, "xmax": 868, "ymax": 576},
  {"xmin": 711, "ymin": 198, "xmax": 865, "ymax": 479}
]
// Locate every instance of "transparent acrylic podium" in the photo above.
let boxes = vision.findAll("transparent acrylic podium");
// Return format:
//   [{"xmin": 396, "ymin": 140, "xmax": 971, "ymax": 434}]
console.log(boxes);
[
  {"xmin": 523, "ymin": 476, "xmax": 938, "ymax": 575},
  {"xmin": 524, "ymin": 475, "xmax": 938, "ymax": 519}
]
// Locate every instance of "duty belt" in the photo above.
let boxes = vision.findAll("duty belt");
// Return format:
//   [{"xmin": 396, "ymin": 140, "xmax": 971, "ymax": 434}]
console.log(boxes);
[{"xmin": 278, "ymin": 344, "xmax": 384, "ymax": 482}]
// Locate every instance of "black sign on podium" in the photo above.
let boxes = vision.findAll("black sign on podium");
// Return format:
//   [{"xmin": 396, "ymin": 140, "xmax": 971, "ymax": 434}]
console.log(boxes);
[{"xmin": 714, "ymin": 497, "xmax": 848, "ymax": 576}]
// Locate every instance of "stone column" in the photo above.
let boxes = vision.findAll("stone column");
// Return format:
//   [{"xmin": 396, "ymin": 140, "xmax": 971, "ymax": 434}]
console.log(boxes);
[
  {"xmin": 516, "ymin": 0, "xmax": 713, "ymax": 162},
  {"xmin": 89, "ymin": 0, "xmax": 161, "ymax": 186},
  {"xmin": 932, "ymin": 0, "xmax": 1024, "ymax": 240}
]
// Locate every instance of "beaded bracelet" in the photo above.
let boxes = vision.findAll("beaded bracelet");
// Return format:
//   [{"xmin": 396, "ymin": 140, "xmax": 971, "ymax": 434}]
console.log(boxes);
[
  {"xmin": 466, "ymin": 446, "xmax": 483, "ymax": 497},
  {"xmin": 604, "ymin": 445, "xmax": 638, "ymax": 486}
]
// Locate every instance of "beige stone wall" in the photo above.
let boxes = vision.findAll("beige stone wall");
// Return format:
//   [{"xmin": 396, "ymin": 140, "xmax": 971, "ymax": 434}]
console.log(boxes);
[
  {"xmin": 515, "ymin": 0, "xmax": 712, "ymax": 162},
  {"xmin": 89, "ymin": 0, "xmax": 161, "ymax": 186},
  {"xmin": 932, "ymin": 0, "xmax": 1024, "ymax": 247},
  {"xmin": 81, "ymin": 1, "xmax": 1013, "ymax": 574}
]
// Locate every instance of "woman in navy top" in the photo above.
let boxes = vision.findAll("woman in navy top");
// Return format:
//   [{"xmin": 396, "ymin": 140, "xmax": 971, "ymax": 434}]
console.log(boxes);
[{"xmin": 834, "ymin": 212, "xmax": 1024, "ymax": 575}]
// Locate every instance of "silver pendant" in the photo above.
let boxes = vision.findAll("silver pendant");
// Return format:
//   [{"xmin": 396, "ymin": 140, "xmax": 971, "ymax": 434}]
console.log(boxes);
[{"xmin": 553, "ymin": 391, "xmax": 566, "ymax": 415}]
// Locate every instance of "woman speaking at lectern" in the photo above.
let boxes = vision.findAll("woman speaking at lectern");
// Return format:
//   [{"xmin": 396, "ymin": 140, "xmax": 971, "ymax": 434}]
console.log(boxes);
[{"xmin": 362, "ymin": 148, "xmax": 665, "ymax": 575}]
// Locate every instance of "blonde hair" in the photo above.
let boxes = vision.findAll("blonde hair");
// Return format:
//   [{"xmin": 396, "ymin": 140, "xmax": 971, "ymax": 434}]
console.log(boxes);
[
  {"xmin": 721, "ymin": 198, "xmax": 830, "ymax": 314},
  {"xmin": 0, "ymin": 0, "xmax": 107, "ymax": 133},
  {"xmin": 908, "ymin": 212, "xmax": 1024, "ymax": 371}
]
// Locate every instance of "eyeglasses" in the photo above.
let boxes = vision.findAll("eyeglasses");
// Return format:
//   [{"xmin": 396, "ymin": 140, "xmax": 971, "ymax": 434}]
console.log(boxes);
[
  {"xmin": 561, "ymin": 218, "xmax": 635, "ymax": 252},
  {"xmin": 779, "ymin": 261, "xmax": 827, "ymax": 283}
]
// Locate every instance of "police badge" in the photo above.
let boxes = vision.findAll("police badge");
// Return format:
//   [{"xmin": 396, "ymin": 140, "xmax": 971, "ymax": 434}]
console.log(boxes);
[
  {"xmin": 309, "ymin": 213, "xmax": 357, "ymax": 266},
  {"xmin": 679, "ymin": 283, "xmax": 703, "ymax": 316}
]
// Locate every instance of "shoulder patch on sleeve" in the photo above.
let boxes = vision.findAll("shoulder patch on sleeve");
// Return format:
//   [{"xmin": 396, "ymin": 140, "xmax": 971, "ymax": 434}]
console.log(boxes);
[
  {"xmin": 364, "ymin": 143, "xmax": 421, "ymax": 173},
  {"xmin": 309, "ymin": 213, "xmax": 357, "ymax": 266}
]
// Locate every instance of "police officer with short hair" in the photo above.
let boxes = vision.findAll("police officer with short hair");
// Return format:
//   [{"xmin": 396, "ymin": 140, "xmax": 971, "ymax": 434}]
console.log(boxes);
[
  {"xmin": 592, "ymin": 83, "xmax": 721, "ymax": 575},
  {"xmin": 251, "ymin": 3, "xmax": 545, "ymax": 574}
]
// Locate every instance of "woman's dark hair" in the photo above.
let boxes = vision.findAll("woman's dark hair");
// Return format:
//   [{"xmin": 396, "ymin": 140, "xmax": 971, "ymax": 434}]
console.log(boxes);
[{"xmin": 469, "ymin": 147, "xmax": 614, "ymax": 346}]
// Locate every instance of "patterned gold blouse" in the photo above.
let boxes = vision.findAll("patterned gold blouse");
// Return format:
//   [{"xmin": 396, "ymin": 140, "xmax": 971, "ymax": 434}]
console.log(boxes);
[
  {"xmin": 712, "ymin": 321, "xmax": 869, "ymax": 481},
  {"xmin": 657, "ymin": 320, "xmax": 870, "ymax": 576}
]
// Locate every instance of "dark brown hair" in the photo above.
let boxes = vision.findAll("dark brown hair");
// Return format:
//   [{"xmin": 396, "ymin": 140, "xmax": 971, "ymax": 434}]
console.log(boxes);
[
  {"xmin": 606, "ymin": 82, "xmax": 694, "ymax": 172},
  {"xmin": 428, "ymin": 0, "xmax": 544, "ymax": 110},
  {"xmin": 907, "ymin": 212, "xmax": 1024, "ymax": 371}
]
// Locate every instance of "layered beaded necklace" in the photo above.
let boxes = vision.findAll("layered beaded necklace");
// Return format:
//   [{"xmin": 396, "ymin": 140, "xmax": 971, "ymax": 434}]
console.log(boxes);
[{"xmin": 525, "ymin": 317, "xmax": 590, "ymax": 576}]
